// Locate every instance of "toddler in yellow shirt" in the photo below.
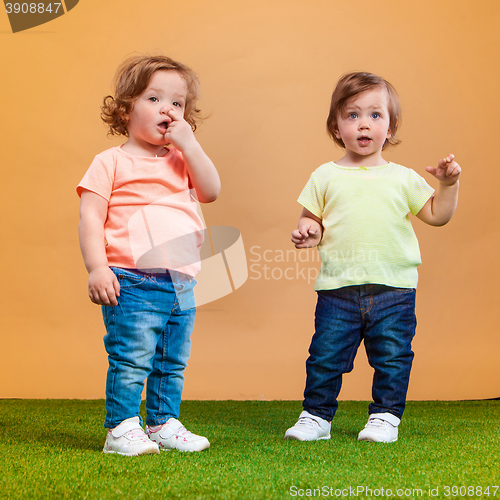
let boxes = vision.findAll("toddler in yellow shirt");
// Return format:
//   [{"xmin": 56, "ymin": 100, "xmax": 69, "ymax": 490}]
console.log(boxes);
[{"xmin": 285, "ymin": 72, "xmax": 461, "ymax": 443}]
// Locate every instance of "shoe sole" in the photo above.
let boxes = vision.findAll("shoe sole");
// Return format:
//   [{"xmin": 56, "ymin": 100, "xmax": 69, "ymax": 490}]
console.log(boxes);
[
  {"xmin": 151, "ymin": 438, "xmax": 211, "ymax": 452},
  {"xmin": 158, "ymin": 446, "xmax": 210, "ymax": 452},
  {"xmin": 284, "ymin": 433, "xmax": 331, "ymax": 441},
  {"xmin": 357, "ymin": 436, "xmax": 397, "ymax": 443},
  {"xmin": 103, "ymin": 448, "xmax": 160, "ymax": 456}
]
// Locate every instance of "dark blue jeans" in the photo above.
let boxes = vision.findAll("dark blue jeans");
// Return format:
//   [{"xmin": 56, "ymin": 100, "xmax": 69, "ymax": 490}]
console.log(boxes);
[{"xmin": 303, "ymin": 285, "xmax": 416, "ymax": 421}]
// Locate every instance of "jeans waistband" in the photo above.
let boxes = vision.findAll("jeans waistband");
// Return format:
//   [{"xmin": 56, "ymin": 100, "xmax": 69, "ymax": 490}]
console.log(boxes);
[{"xmin": 119, "ymin": 268, "xmax": 193, "ymax": 281}]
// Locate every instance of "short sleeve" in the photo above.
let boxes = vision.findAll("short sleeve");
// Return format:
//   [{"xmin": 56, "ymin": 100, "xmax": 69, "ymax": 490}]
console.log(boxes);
[
  {"xmin": 407, "ymin": 169, "xmax": 434, "ymax": 216},
  {"xmin": 76, "ymin": 151, "xmax": 116, "ymax": 201},
  {"xmin": 297, "ymin": 173, "xmax": 324, "ymax": 219}
]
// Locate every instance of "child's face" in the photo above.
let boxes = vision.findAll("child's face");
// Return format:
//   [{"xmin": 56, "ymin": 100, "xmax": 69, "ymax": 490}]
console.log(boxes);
[
  {"xmin": 334, "ymin": 87, "xmax": 392, "ymax": 163},
  {"xmin": 126, "ymin": 70, "xmax": 188, "ymax": 150}
]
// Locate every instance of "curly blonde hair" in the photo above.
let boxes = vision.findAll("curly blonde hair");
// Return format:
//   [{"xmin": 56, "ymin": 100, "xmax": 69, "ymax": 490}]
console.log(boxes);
[
  {"xmin": 101, "ymin": 55, "xmax": 202, "ymax": 136},
  {"xmin": 326, "ymin": 72, "xmax": 401, "ymax": 150}
]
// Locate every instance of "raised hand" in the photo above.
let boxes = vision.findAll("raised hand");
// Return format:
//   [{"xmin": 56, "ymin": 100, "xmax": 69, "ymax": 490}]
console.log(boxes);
[
  {"xmin": 163, "ymin": 108, "xmax": 197, "ymax": 152},
  {"xmin": 425, "ymin": 154, "xmax": 461, "ymax": 186}
]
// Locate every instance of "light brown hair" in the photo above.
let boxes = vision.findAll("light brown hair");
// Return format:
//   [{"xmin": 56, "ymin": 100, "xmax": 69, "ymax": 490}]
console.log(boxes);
[
  {"xmin": 101, "ymin": 55, "xmax": 202, "ymax": 137},
  {"xmin": 326, "ymin": 72, "xmax": 401, "ymax": 149}
]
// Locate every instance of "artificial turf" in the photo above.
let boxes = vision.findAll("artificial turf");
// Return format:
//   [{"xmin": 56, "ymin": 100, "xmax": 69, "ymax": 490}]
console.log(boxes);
[{"xmin": 0, "ymin": 400, "xmax": 498, "ymax": 499}]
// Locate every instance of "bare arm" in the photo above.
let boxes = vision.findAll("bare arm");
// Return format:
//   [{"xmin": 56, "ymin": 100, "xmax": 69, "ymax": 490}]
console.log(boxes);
[
  {"xmin": 78, "ymin": 190, "xmax": 120, "ymax": 306},
  {"xmin": 182, "ymin": 141, "xmax": 221, "ymax": 203},
  {"xmin": 416, "ymin": 154, "xmax": 461, "ymax": 227},
  {"xmin": 291, "ymin": 208, "xmax": 324, "ymax": 248},
  {"xmin": 165, "ymin": 109, "xmax": 221, "ymax": 203}
]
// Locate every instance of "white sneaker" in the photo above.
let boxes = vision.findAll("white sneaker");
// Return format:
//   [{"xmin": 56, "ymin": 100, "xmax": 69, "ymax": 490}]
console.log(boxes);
[
  {"xmin": 284, "ymin": 411, "xmax": 331, "ymax": 441},
  {"xmin": 146, "ymin": 418, "xmax": 210, "ymax": 452},
  {"xmin": 103, "ymin": 416, "xmax": 160, "ymax": 456},
  {"xmin": 357, "ymin": 413, "xmax": 400, "ymax": 443}
]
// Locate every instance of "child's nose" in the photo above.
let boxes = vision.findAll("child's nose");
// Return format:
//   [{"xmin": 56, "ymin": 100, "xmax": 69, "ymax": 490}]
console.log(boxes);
[{"xmin": 160, "ymin": 103, "xmax": 174, "ymax": 115}]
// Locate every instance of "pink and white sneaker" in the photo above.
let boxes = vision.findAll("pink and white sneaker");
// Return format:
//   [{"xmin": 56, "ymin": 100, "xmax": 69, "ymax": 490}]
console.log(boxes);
[
  {"xmin": 146, "ymin": 418, "xmax": 210, "ymax": 452},
  {"xmin": 103, "ymin": 416, "xmax": 159, "ymax": 456}
]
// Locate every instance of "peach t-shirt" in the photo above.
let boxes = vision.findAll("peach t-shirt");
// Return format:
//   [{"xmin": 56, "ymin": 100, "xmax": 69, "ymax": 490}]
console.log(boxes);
[{"xmin": 77, "ymin": 146, "xmax": 204, "ymax": 277}]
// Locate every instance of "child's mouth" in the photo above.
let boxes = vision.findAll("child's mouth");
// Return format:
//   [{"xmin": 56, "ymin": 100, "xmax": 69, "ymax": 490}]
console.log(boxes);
[
  {"xmin": 157, "ymin": 121, "xmax": 169, "ymax": 134},
  {"xmin": 357, "ymin": 137, "xmax": 371, "ymax": 146}
]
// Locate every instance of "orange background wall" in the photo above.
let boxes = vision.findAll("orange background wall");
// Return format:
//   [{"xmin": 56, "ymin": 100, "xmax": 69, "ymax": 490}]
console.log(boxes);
[{"xmin": 1, "ymin": 0, "xmax": 499, "ymax": 401}]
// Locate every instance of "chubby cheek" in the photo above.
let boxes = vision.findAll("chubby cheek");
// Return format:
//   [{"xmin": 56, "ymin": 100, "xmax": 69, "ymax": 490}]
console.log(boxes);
[{"xmin": 338, "ymin": 127, "xmax": 356, "ymax": 143}]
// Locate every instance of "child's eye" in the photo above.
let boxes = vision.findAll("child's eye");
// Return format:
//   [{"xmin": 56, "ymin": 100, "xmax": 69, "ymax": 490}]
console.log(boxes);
[
  {"xmin": 371, "ymin": 112, "xmax": 380, "ymax": 119},
  {"xmin": 173, "ymin": 101, "xmax": 183, "ymax": 108},
  {"xmin": 148, "ymin": 96, "xmax": 159, "ymax": 103},
  {"xmin": 348, "ymin": 112, "xmax": 358, "ymax": 119}
]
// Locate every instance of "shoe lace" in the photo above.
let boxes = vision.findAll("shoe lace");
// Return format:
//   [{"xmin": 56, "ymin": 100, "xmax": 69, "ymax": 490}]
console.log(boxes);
[
  {"xmin": 126, "ymin": 428, "xmax": 147, "ymax": 440},
  {"xmin": 297, "ymin": 416, "xmax": 321, "ymax": 429},
  {"xmin": 175, "ymin": 425, "xmax": 193, "ymax": 437},
  {"xmin": 366, "ymin": 418, "xmax": 389, "ymax": 429}
]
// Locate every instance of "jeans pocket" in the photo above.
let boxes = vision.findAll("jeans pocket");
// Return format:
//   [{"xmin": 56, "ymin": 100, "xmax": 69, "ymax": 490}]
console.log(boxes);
[
  {"xmin": 112, "ymin": 268, "xmax": 148, "ymax": 289},
  {"xmin": 170, "ymin": 271, "xmax": 197, "ymax": 310}
]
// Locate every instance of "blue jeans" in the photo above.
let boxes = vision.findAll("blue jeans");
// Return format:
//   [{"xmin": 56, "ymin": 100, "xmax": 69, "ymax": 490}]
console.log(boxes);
[
  {"xmin": 303, "ymin": 285, "xmax": 416, "ymax": 421},
  {"xmin": 102, "ymin": 267, "xmax": 196, "ymax": 428}
]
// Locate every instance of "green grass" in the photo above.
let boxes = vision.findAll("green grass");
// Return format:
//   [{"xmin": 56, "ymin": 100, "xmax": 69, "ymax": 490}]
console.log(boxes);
[{"xmin": 0, "ymin": 400, "xmax": 499, "ymax": 499}]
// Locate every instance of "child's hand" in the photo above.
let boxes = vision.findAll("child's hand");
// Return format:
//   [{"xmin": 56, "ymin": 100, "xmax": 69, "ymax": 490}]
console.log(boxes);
[
  {"xmin": 164, "ymin": 109, "xmax": 197, "ymax": 152},
  {"xmin": 291, "ymin": 225, "xmax": 322, "ymax": 249},
  {"xmin": 425, "ymin": 154, "xmax": 461, "ymax": 186},
  {"xmin": 88, "ymin": 266, "xmax": 120, "ymax": 306}
]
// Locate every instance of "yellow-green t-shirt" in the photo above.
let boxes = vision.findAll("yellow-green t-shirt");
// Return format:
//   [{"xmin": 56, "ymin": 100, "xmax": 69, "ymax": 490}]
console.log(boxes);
[{"xmin": 298, "ymin": 162, "xmax": 434, "ymax": 291}]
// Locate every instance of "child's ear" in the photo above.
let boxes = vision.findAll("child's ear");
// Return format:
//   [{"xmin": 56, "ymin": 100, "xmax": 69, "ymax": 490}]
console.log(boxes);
[
  {"xmin": 387, "ymin": 118, "xmax": 397, "ymax": 139},
  {"xmin": 118, "ymin": 112, "xmax": 129, "ymax": 128},
  {"xmin": 329, "ymin": 123, "xmax": 341, "ymax": 139}
]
